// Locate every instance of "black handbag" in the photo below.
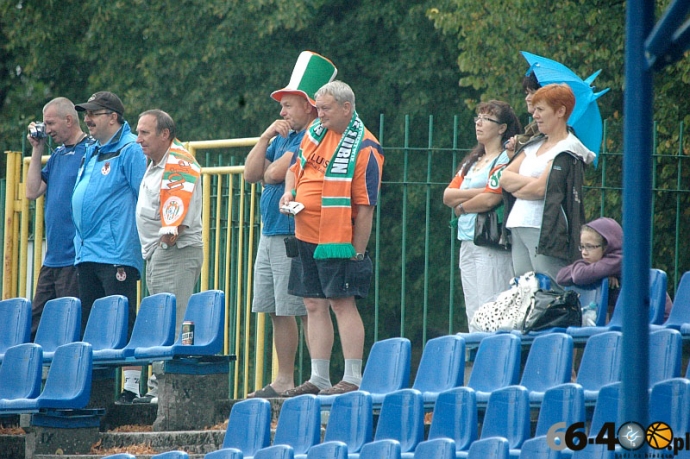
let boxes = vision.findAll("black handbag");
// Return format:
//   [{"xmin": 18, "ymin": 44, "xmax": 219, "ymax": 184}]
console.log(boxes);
[
  {"xmin": 521, "ymin": 289, "xmax": 582, "ymax": 333},
  {"xmin": 474, "ymin": 206, "xmax": 510, "ymax": 250}
]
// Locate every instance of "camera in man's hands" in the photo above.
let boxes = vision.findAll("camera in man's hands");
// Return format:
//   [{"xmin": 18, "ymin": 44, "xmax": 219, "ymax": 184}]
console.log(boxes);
[
  {"xmin": 29, "ymin": 122, "xmax": 47, "ymax": 139},
  {"xmin": 284, "ymin": 236, "xmax": 299, "ymax": 258},
  {"xmin": 280, "ymin": 201, "xmax": 304, "ymax": 215}
]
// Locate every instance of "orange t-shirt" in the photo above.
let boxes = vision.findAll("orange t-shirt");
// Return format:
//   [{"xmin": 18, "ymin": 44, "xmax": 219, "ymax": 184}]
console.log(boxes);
[{"xmin": 291, "ymin": 128, "xmax": 384, "ymax": 244}]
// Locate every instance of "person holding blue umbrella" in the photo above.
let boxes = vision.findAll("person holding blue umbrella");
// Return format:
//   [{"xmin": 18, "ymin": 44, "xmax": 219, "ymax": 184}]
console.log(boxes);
[{"xmin": 500, "ymin": 84, "xmax": 596, "ymax": 289}]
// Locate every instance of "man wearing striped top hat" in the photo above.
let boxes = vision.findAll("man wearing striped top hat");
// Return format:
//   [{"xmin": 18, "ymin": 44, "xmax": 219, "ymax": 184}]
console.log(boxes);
[{"xmin": 245, "ymin": 51, "xmax": 336, "ymax": 398}]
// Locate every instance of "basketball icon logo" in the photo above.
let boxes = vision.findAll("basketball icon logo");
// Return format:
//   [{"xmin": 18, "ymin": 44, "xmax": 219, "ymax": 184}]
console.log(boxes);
[{"xmin": 646, "ymin": 421, "xmax": 672, "ymax": 450}]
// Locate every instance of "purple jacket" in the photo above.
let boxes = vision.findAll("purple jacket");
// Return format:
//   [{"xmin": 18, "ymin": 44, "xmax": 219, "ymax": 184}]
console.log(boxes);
[{"xmin": 556, "ymin": 217, "xmax": 622, "ymax": 286}]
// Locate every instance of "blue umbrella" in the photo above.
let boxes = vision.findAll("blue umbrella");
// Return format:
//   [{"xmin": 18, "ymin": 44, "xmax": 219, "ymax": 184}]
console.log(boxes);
[{"xmin": 521, "ymin": 51, "xmax": 609, "ymax": 164}]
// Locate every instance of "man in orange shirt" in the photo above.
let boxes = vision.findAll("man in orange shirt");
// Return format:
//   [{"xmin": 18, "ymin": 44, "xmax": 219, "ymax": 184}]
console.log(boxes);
[{"xmin": 279, "ymin": 80, "xmax": 384, "ymax": 396}]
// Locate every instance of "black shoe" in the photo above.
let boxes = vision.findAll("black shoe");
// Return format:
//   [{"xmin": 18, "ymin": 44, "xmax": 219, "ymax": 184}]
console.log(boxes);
[
  {"xmin": 115, "ymin": 390, "xmax": 138, "ymax": 405},
  {"xmin": 133, "ymin": 393, "xmax": 157, "ymax": 404}
]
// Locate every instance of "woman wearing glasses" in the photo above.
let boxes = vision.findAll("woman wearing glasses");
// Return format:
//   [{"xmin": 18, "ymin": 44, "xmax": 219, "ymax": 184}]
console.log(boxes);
[
  {"xmin": 556, "ymin": 217, "xmax": 622, "ymax": 318},
  {"xmin": 500, "ymin": 84, "xmax": 596, "ymax": 289},
  {"xmin": 443, "ymin": 100, "xmax": 521, "ymax": 325}
]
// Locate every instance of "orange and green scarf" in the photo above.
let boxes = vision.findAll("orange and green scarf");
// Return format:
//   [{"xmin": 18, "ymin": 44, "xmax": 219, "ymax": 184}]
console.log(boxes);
[
  {"xmin": 296, "ymin": 112, "xmax": 365, "ymax": 259},
  {"xmin": 159, "ymin": 139, "xmax": 201, "ymax": 236}
]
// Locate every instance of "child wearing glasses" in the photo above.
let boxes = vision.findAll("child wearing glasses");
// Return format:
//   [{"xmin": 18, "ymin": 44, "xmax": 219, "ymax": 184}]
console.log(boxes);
[{"xmin": 556, "ymin": 217, "xmax": 622, "ymax": 318}]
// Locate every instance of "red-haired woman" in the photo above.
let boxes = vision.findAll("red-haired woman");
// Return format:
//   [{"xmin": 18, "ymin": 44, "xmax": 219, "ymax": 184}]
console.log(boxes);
[{"xmin": 500, "ymin": 84, "xmax": 595, "ymax": 289}]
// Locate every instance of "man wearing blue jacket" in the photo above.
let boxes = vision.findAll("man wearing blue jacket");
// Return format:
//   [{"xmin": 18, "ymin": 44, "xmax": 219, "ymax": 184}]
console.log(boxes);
[{"xmin": 73, "ymin": 91, "xmax": 147, "ymax": 403}]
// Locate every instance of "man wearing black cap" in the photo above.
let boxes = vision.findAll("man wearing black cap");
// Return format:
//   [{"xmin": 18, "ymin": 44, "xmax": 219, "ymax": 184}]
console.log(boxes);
[{"xmin": 73, "ymin": 91, "xmax": 147, "ymax": 403}]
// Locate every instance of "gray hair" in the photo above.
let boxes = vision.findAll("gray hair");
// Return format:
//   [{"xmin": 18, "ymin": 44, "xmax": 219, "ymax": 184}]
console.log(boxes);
[
  {"xmin": 43, "ymin": 97, "xmax": 78, "ymax": 120},
  {"xmin": 314, "ymin": 80, "xmax": 356, "ymax": 111},
  {"xmin": 139, "ymin": 109, "xmax": 176, "ymax": 140}
]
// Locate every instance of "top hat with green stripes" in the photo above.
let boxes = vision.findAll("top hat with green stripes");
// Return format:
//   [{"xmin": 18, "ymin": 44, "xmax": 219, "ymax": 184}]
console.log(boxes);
[{"xmin": 271, "ymin": 51, "xmax": 337, "ymax": 106}]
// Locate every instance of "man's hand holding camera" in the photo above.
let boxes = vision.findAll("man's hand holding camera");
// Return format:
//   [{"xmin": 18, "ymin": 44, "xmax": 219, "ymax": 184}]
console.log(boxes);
[{"xmin": 27, "ymin": 121, "xmax": 47, "ymax": 149}]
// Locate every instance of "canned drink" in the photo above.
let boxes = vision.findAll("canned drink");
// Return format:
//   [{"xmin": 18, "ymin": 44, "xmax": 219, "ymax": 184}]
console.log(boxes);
[{"xmin": 182, "ymin": 321, "xmax": 195, "ymax": 345}]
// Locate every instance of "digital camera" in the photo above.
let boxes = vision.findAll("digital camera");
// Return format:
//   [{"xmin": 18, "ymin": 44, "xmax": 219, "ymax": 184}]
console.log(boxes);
[{"xmin": 29, "ymin": 122, "xmax": 47, "ymax": 139}]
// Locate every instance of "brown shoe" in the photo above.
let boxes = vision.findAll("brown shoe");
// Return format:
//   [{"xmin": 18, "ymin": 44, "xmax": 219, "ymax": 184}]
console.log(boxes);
[
  {"xmin": 281, "ymin": 381, "xmax": 321, "ymax": 397},
  {"xmin": 318, "ymin": 380, "xmax": 359, "ymax": 395}
]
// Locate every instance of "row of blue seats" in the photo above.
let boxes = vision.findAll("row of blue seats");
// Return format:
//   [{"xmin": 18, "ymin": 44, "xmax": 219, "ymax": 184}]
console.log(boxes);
[
  {"xmin": 0, "ymin": 290, "xmax": 226, "ymax": 366},
  {"xmin": 338, "ymin": 327, "xmax": 678, "ymax": 413},
  {"xmin": 462, "ymin": 268, "xmax": 683, "ymax": 346}
]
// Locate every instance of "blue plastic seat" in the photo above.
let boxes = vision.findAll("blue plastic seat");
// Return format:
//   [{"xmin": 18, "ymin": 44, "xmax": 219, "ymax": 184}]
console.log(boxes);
[
  {"xmin": 456, "ymin": 386, "xmax": 530, "ymax": 459},
  {"xmin": 0, "ymin": 343, "xmax": 43, "ymax": 400},
  {"xmin": 92, "ymin": 293, "xmax": 175, "ymax": 364},
  {"xmin": 589, "ymin": 383, "xmax": 620, "ymax": 438},
  {"xmin": 319, "ymin": 338, "xmax": 410, "ymax": 408},
  {"xmin": 133, "ymin": 290, "xmax": 225, "ymax": 360},
  {"xmin": 33, "ymin": 296, "xmax": 81, "ymax": 363},
  {"xmin": 571, "ymin": 444, "xmax": 615, "ymax": 459},
  {"xmin": 204, "ymin": 449, "xmax": 244, "ymax": 459},
  {"xmin": 518, "ymin": 436, "xmax": 560, "ymax": 459},
  {"xmin": 365, "ymin": 389, "xmax": 424, "ymax": 455},
  {"xmin": 519, "ymin": 333, "xmax": 573, "ymax": 403},
  {"xmin": 566, "ymin": 278, "xmax": 609, "ymax": 326},
  {"xmin": 655, "ymin": 271, "xmax": 690, "ymax": 332},
  {"xmin": 82, "ymin": 295, "xmax": 128, "ymax": 351},
  {"xmin": 422, "ymin": 387, "xmax": 477, "ymax": 455},
  {"xmin": 152, "ymin": 452, "xmax": 190, "ymax": 459},
  {"xmin": 467, "ymin": 437, "xmax": 510, "ymax": 459},
  {"xmin": 0, "ymin": 297, "xmax": 31, "ymax": 361},
  {"xmin": 305, "ymin": 441, "xmax": 348, "ymax": 459},
  {"xmin": 567, "ymin": 269, "xmax": 667, "ymax": 342},
  {"xmin": 411, "ymin": 335, "xmax": 465, "ymax": 406},
  {"xmin": 467, "ymin": 333, "xmax": 521, "ymax": 404},
  {"xmin": 649, "ymin": 328, "xmax": 682, "ymax": 387},
  {"xmin": 322, "ymin": 391, "xmax": 373, "ymax": 455},
  {"xmin": 0, "ymin": 342, "xmax": 93, "ymax": 412},
  {"xmin": 103, "ymin": 455, "xmax": 137, "ymax": 459},
  {"xmin": 221, "ymin": 398, "xmax": 272, "ymax": 456},
  {"xmin": 412, "ymin": 438, "xmax": 455, "ymax": 459},
  {"xmin": 360, "ymin": 439, "xmax": 402, "ymax": 459},
  {"xmin": 271, "ymin": 394, "xmax": 321, "ymax": 456},
  {"xmin": 649, "ymin": 378, "xmax": 690, "ymax": 435},
  {"xmin": 575, "ymin": 331, "xmax": 622, "ymax": 403},
  {"xmin": 254, "ymin": 445, "xmax": 294, "ymax": 459}
]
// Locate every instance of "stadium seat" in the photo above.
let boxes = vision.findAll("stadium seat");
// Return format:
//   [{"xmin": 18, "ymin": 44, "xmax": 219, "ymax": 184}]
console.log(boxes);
[
  {"xmin": 0, "ymin": 342, "xmax": 93, "ymax": 412},
  {"xmin": 418, "ymin": 387, "xmax": 477, "ymax": 456},
  {"xmin": 254, "ymin": 445, "xmax": 294, "ymax": 459},
  {"xmin": 589, "ymin": 383, "xmax": 621, "ymax": 439},
  {"xmin": 33, "ymin": 296, "xmax": 81, "ymax": 363},
  {"xmin": 152, "ymin": 452, "xmax": 190, "ymax": 459},
  {"xmin": 467, "ymin": 333, "xmax": 521, "ymax": 404},
  {"xmin": 571, "ymin": 444, "xmax": 615, "ymax": 459},
  {"xmin": 82, "ymin": 295, "xmax": 128, "ymax": 351},
  {"xmin": 567, "ymin": 269, "xmax": 667, "ymax": 342},
  {"xmin": 319, "ymin": 337, "xmax": 411, "ymax": 408},
  {"xmin": 220, "ymin": 398, "xmax": 271, "ymax": 457},
  {"xmin": 0, "ymin": 297, "xmax": 31, "ymax": 362},
  {"xmin": 204, "ymin": 449, "xmax": 244, "ymax": 459},
  {"xmin": 305, "ymin": 441, "xmax": 348, "ymax": 459},
  {"xmin": 575, "ymin": 331, "xmax": 622, "ymax": 403},
  {"xmin": 649, "ymin": 378, "xmax": 690, "ymax": 436},
  {"xmin": 456, "ymin": 386, "xmax": 530, "ymax": 459},
  {"xmin": 566, "ymin": 278, "xmax": 609, "ymax": 326},
  {"xmin": 649, "ymin": 328, "xmax": 682, "ymax": 387},
  {"xmin": 270, "ymin": 394, "xmax": 321, "ymax": 456},
  {"xmin": 360, "ymin": 439, "xmax": 402, "ymax": 459},
  {"xmin": 655, "ymin": 271, "xmax": 690, "ymax": 332},
  {"xmin": 321, "ymin": 391, "xmax": 372, "ymax": 455},
  {"xmin": 519, "ymin": 333, "xmax": 573, "ymax": 403},
  {"xmin": 366, "ymin": 389, "xmax": 424, "ymax": 455},
  {"xmin": 103, "ymin": 454, "xmax": 137, "ymax": 459},
  {"xmin": 518, "ymin": 436, "xmax": 560, "ymax": 459},
  {"xmin": 0, "ymin": 343, "xmax": 43, "ymax": 400},
  {"xmin": 413, "ymin": 438, "xmax": 456, "ymax": 459},
  {"xmin": 467, "ymin": 437, "xmax": 509, "ymax": 459},
  {"xmin": 411, "ymin": 335, "xmax": 465, "ymax": 406},
  {"xmin": 92, "ymin": 293, "xmax": 175, "ymax": 364}
]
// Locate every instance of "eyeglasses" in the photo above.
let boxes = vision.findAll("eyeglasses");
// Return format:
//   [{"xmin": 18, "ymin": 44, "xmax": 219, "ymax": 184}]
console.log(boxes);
[
  {"xmin": 474, "ymin": 116, "xmax": 502, "ymax": 125},
  {"xmin": 578, "ymin": 244, "xmax": 602, "ymax": 252},
  {"xmin": 84, "ymin": 111, "xmax": 113, "ymax": 117}
]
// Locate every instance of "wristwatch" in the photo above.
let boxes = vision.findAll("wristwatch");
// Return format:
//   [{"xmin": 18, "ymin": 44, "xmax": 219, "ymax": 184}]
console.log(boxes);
[
  {"xmin": 160, "ymin": 242, "xmax": 170, "ymax": 250},
  {"xmin": 355, "ymin": 253, "xmax": 365, "ymax": 261}
]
